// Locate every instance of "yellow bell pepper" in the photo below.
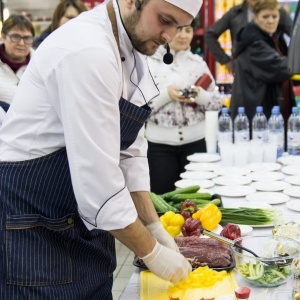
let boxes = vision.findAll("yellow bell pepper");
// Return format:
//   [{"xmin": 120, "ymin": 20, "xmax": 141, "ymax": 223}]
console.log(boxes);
[
  {"xmin": 192, "ymin": 203, "xmax": 222, "ymax": 231},
  {"xmin": 160, "ymin": 211, "xmax": 185, "ymax": 237},
  {"xmin": 169, "ymin": 266, "xmax": 227, "ymax": 290}
]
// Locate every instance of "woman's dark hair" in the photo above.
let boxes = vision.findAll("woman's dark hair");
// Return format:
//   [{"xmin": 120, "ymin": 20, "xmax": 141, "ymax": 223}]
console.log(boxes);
[
  {"xmin": 253, "ymin": 0, "xmax": 280, "ymax": 15},
  {"xmin": 45, "ymin": 0, "xmax": 87, "ymax": 34},
  {"xmin": 1, "ymin": 15, "xmax": 35, "ymax": 36}
]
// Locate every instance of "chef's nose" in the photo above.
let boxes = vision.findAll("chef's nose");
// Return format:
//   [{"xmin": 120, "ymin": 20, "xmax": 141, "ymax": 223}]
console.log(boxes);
[{"xmin": 161, "ymin": 27, "xmax": 178, "ymax": 44}]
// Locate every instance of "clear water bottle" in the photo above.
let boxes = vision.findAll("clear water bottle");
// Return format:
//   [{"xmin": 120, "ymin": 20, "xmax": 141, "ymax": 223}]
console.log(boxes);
[
  {"xmin": 218, "ymin": 107, "xmax": 233, "ymax": 143},
  {"xmin": 234, "ymin": 107, "xmax": 249, "ymax": 143},
  {"xmin": 287, "ymin": 107, "xmax": 300, "ymax": 155},
  {"xmin": 268, "ymin": 107, "xmax": 284, "ymax": 158},
  {"xmin": 252, "ymin": 106, "xmax": 268, "ymax": 142},
  {"xmin": 273, "ymin": 105, "xmax": 284, "ymax": 126}
]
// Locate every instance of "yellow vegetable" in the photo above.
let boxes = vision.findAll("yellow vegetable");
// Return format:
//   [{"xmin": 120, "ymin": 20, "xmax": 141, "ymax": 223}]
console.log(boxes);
[
  {"xmin": 192, "ymin": 203, "xmax": 222, "ymax": 231},
  {"xmin": 170, "ymin": 266, "xmax": 227, "ymax": 290},
  {"xmin": 160, "ymin": 211, "xmax": 185, "ymax": 237}
]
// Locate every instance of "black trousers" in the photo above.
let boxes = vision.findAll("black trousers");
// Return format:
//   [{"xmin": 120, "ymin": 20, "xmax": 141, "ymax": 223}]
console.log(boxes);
[{"xmin": 147, "ymin": 139, "xmax": 206, "ymax": 194}]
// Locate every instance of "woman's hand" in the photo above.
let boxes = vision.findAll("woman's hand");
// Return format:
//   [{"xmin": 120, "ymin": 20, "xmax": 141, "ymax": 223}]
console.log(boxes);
[{"xmin": 168, "ymin": 86, "xmax": 200, "ymax": 104}]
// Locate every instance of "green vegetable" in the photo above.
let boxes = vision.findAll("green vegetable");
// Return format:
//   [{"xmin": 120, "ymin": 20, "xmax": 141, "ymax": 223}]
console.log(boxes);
[
  {"xmin": 219, "ymin": 207, "xmax": 276, "ymax": 226},
  {"xmin": 150, "ymin": 192, "xmax": 176, "ymax": 212},
  {"xmin": 237, "ymin": 261, "xmax": 290, "ymax": 285},
  {"xmin": 170, "ymin": 193, "xmax": 211, "ymax": 202},
  {"xmin": 162, "ymin": 185, "xmax": 200, "ymax": 200}
]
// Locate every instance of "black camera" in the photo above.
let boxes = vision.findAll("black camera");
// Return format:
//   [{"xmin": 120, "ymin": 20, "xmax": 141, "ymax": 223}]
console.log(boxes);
[{"xmin": 178, "ymin": 85, "xmax": 198, "ymax": 101}]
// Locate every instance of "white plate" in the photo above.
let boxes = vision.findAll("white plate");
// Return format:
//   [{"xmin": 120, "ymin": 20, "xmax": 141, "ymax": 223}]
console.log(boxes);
[
  {"xmin": 286, "ymin": 200, "xmax": 300, "ymax": 212},
  {"xmin": 278, "ymin": 155, "xmax": 300, "ymax": 165},
  {"xmin": 283, "ymin": 186, "xmax": 300, "ymax": 198},
  {"xmin": 238, "ymin": 224, "xmax": 253, "ymax": 236},
  {"xmin": 185, "ymin": 162, "xmax": 220, "ymax": 172},
  {"xmin": 250, "ymin": 181, "xmax": 291, "ymax": 192},
  {"xmin": 248, "ymin": 171, "xmax": 284, "ymax": 182},
  {"xmin": 180, "ymin": 171, "xmax": 217, "ymax": 180},
  {"xmin": 246, "ymin": 162, "xmax": 281, "ymax": 172},
  {"xmin": 281, "ymin": 165, "xmax": 300, "ymax": 176},
  {"xmin": 246, "ymin": 192, "xmax": 290, "ymax": 204},
  {"xmin": 213, "ymin": 175, "xmax": 252, "ymax": 186},
  {"xmin": 215, "ymin": 166, "xmax": 251, "ymax": 176},
  {"xmin": 284, "ymin": 175, "xmax": 300, "ymax": 186},
  {"xmin": 187, "ymin": 153, "xmax": 221, "ymax": 163},
  {"xmin": 214, "ymin": 185, "xmax": 256, "ymax": 197},
  {"xmin": 226, "ymin": 201, "xmax": 272, "ymax": 209},
  {"xmin": 174, "ymin": 179, "xmax": 215, "ymax": 189}
]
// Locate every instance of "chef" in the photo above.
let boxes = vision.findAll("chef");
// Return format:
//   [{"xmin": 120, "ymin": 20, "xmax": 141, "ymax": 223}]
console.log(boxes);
[{"xmin": 0, "ymin": 0, "xmax": 203, "ymax": 298}]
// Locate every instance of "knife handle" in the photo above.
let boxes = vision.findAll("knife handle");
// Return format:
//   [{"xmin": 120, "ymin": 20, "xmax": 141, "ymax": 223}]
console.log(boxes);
[{"xmin": 201, "ymin": 229, "xmax": 235, "ymax": 246}]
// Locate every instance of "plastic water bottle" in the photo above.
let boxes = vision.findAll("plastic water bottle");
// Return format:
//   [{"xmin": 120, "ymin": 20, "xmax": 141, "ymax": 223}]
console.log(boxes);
[
  {"xmin": 287, "ymin": 107, "xmax": 300, "ymax": 155},
  {"xmin": 268, "ymin": 107, "xmax": 284, "ymax": 157},
  {"xmin": 273, "ymin": 105, "xmax": 284, "ymax": 126},
  {"xmin": 252, "ymin": 106, "xmax": 268, "ymax": 142},
  {"xmin": 234, "ymin": 107, "xmax": 249, "ymax": 143},
  {"xmin": 218, "ymin": 107, "xmax": 233, "ymax": 143}
]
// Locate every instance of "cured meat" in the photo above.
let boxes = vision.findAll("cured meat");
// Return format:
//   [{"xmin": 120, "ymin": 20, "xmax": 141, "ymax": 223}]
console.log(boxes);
[{"xmin": 175, "ymin": 236, "xmax": 232, "ymax": 268}]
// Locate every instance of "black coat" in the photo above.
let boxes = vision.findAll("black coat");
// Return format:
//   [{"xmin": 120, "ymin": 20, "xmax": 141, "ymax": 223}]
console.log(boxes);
[{"xmin": 230, "ymin": 22, "xmax": 292, "ymax": 123}]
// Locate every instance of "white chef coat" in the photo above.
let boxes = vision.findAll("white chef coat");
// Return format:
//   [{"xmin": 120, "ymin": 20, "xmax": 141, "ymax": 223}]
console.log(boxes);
[{"xmin": 0, "ymin": 0, "xmax": 159, "ymax": 231}]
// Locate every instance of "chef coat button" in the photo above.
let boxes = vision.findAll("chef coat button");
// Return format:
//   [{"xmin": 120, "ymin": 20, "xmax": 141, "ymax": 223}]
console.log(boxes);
[
  {"xmin": 179, "ymin": 131, "xmax": 182, "ymax": 135},
  {"xmin": 67, "ymin": 217, "xmax": 74, "ymax": 225},
  {"xmin": 121, "ymin": 57, "xmax": 125, "ymax": 62},
  {"xmin": 180, "ymin": 137, "xmax": 183, "ymax": 141}
]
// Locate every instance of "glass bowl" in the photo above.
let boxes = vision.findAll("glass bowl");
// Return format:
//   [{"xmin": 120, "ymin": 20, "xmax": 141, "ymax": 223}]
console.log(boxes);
[{"xmin": 232, "ymin": 235, "xmax": 300, "ymax": 287}]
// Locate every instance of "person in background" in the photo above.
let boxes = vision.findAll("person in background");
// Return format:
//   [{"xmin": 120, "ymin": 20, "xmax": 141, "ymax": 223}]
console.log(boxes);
[
  {"xmin": 32, "ymin": 0, "xmax": 87, "ymax": 49},
  {"xmin": 0, "ymin": 15, "xmax": 34, "ymax": 110},
  {"xmin": 230, "ymin": 0, "xmax": 294, "ymax": 124},
  {"xmin": 146, "ymin": 22, "xmax": 222, "ymax": 194},
  {"xmin": 0, "ymin": 0, "xmax": 203, "ymax": 298},
  {"xmin": 204, "ymin": 0, "xmax": 292, "ymax": 73}
]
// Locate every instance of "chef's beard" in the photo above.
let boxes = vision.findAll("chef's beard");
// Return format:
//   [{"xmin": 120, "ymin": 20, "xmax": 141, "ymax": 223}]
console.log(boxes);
[{"xmin": 123, "ymin": 10, "xmax": 161, "ymax": 56}]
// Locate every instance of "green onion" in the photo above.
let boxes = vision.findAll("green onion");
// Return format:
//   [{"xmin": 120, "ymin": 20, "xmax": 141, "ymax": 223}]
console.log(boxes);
[{"xmin": 219, "ymin": 208, "xmax": 276, "ymax": 226}]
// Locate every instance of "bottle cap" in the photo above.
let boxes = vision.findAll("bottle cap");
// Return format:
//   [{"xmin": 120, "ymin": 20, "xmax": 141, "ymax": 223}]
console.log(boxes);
[
  {"xmin": 234, "ymin": 286, "xmax": 251, "ymax": 299},
  {"xmin": 272, "ymin": 107, "xmax": 279, "ymax": 115},
  {"xmin": 256, "ymin": 106, "xmax": 263, "ymax": 113},
  {"xmin": 292, "ymin": 107, "xmax": 298, "ymax": 114},
  {"xmin": 273, "ymin": 105, "xmax": 280, "ymax": 112},
  {"xmin": 237, "ymin": 107, "xmax": 245, "ymax": 114},
  {"xmin": 221, "ymin": 107, "xmax": 228, "ymax": 114}
]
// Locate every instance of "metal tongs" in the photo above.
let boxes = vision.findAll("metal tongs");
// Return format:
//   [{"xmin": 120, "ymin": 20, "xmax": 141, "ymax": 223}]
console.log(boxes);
[{"xmin": 200, "ymin": 228, "xmax": 292, "ymax": 266}]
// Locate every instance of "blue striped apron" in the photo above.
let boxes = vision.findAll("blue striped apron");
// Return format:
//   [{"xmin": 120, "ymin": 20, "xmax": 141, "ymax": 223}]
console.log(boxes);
[{"xmin": 0, "ymin": 97, "xmax": 151, "ymax": 299}]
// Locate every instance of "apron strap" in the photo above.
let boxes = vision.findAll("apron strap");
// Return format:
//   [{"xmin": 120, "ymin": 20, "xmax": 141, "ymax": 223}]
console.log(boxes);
[
  {"xmin": 107, "ymin": 1, "xmax": 121, "ymax": 59},
  {"xmin": 106, "ymin": 0, "xmax": 124, "ymax": 97}
]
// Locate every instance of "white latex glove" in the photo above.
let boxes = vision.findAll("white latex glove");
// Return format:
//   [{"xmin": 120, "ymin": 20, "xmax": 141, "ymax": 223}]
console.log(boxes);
[
  {"xmin": 146, "ymin": 222, "xmax": 179, "ymax": 252},
  {"xmin": 140, "ymin": 241, "xmax": 191, "ymax": 284}
]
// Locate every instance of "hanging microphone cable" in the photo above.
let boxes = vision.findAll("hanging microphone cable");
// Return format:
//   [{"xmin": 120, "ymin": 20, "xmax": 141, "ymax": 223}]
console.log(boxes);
[{"xmin": 163, "ymin": 44, "xmax": 173, "ymax": 64}]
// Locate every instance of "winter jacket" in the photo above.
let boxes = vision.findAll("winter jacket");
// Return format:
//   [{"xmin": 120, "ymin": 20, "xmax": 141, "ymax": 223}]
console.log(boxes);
[
  {"xmin": 230, "ymin": 22, "xmax": 292, "ymax": 122},
  {"xmin": 205, "ymin": 0, "xmax": 292, "ymax": 65},
  {"xmin": 145, "ymin": 46, "xmax": 222, "ymax": 146}
]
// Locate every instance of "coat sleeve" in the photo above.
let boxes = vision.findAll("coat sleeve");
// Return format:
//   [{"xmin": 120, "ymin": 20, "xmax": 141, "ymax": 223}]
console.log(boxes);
[
  {"xmin": 249, "ymin": 40, "xmax": 292, "ymax": 83},
  {"xmin": 204, "ymin": 10, "xmax": 233, "ymax": 65},
  {"xmin": 278, "ymin": 7, "xmax": 292, "ymax": 36}
]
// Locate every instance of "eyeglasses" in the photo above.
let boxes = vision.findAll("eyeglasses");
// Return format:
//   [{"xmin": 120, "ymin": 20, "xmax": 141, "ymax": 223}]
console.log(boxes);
[{"xmin": 6, "ymin": 33, "xmax": 33, "ymax": 45}]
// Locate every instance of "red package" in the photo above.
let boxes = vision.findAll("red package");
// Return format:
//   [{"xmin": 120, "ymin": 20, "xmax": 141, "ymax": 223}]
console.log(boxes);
[{"xmin": 195, "ymin": 73, "xmax": 212, "ymax": 90}]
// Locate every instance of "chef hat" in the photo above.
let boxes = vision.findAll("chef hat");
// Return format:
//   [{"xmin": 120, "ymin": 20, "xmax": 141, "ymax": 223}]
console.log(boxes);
[{"xmin": 164, "ymin": 0, "xmax": 203, "ymax": 18}]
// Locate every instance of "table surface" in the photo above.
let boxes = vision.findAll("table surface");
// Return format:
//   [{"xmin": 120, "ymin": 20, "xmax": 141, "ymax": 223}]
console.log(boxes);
[{"xmin": 120, "ymin": 160, "xmax": 299, "ymax": 300}]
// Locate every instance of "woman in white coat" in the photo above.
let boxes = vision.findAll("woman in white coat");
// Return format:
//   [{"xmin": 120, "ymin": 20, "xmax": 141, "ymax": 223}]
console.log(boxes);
[
  {"xmin": 0, "ymin": 15, "xmax": 34, "ymax": 110},
  {"xmin": 146, "ymin": 23, "xmax": 222, "ymax": 194}
]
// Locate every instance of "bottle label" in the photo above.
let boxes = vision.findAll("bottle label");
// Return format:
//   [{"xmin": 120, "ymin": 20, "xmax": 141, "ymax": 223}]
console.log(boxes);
[
  {"xmin": 218, "ymin": 132, "xmax": 232, "ymax": 143},
  {"xmin": 252, "ymin": 130, "xmax": 267, "ymax": 142},
  {"xmin": 288, "ymin": 131, "xmax": 300, "ymax": 148},
  {"xmin": 234, "ymin": 131, "xmax": 249, "ymax": 143}
]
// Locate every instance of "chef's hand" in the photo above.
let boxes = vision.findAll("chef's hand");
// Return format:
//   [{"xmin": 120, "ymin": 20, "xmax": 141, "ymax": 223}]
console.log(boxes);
[
  {"xmin": 146, "ymin": 222, "xmax": 179, "ymax": 253},
  {"xmin": 140, "ymin": 241, "xmax": 191, "ymax": 284}
]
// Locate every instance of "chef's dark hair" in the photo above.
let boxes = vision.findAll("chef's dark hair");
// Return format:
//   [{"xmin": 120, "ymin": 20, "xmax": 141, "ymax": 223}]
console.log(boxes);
[{"xmin": 1, "ymin": 15, "xmax": 35, "ymax": 37}]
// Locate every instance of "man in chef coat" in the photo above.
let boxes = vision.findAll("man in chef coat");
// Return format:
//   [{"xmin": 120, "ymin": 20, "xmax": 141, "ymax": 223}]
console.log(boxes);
[{"xmin": 0, "ymin": 0, "xmax": 203, "ymax": 298}]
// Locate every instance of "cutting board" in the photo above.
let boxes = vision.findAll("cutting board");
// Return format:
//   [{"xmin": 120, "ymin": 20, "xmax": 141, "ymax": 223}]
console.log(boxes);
[{"xmin": 140, "ymin": 270, "xmax": 238, "ymax": 300}]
